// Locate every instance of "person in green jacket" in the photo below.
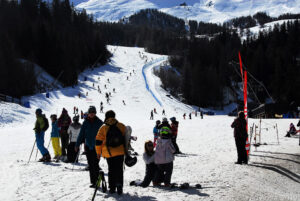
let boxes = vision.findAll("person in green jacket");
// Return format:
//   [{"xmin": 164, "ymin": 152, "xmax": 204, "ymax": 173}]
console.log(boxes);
[{"xmin": 34, "ymin": 108, "xmax": 51, "ymax": 162}]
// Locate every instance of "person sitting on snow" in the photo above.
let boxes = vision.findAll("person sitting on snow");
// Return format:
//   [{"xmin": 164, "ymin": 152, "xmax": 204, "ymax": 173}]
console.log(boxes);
[
  {"xmin": 130, "ymin": 140, "xmax": 158, "ymax": 187},
  {"xmin": 285, "ymin": 123, "xmax": 297, "ymax": 137}
]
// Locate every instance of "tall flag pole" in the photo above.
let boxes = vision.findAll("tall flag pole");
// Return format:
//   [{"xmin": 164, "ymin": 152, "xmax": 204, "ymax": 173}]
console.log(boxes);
[{"xmin": 238, "ymin": 52, "xmax": 249, "ymax": 156}]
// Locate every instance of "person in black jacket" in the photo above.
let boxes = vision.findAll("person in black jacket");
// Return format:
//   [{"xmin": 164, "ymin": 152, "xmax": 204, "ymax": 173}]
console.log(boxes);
[{"xmin": 231, "ymin": 111, "xmax": 248, "ymax": 164}]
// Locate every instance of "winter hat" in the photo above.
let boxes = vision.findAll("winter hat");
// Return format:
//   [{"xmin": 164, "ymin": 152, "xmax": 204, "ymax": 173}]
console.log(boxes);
[
  {"xmin": 105, "ymin": 110, "xmax": 115, "ymax": 119},
  {"xmin": 162, "ymin": 117, "xmax": 168, "ymax": 123},
  {"xmin": 50, "ymin": 114, "xmax": 57, "ymax": 120},
  {"xmin": 35, "ymin": 108, "xmax": 42, "ymax": 115},
  {"xmin": 156, "ymin": 120, "xmax": 161, "ymax": 125},
  {"xmin": 170, "ymin": 117, "xmax": 176, "ymax": 122},
  {"xmin": 88, "ymin": 106, "xmax": 97, "ymax": 114},
  {"xmin": 62, "ymin": 108, "xmax": 68, "ymax": 114},
  {"xmin": 238, "ymin": 111, "xmax": 245, "ymax": 119}
]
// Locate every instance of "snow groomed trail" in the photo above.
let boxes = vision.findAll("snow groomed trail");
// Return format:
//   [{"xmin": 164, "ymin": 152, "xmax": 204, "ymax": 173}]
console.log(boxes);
[{"xmin": 0, "ymin": 46, "xmax": 299, "ymax": 201}]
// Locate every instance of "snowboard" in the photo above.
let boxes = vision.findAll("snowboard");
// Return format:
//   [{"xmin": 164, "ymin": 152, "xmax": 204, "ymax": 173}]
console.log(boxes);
[{"xmin": 125, "ymin": 126, "xmax": 137, "ymax": 156}]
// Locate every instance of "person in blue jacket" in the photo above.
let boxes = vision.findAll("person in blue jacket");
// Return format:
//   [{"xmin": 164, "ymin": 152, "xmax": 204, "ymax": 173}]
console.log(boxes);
[
  {"xmin": 153, "ymin": 120, "xmax": 160, "ymax": 147},
  {"xmin": 75, "ymin": 106, "xmax": 103, "ymax": 188},
  {"xmin": 50, "ymin": 114, "xmax": 62, "ymax": 160}
]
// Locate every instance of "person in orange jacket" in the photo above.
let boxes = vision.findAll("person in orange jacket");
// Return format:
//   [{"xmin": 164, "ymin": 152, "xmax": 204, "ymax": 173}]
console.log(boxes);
[{"xmin": 95, "ymin": 110, "xmax": 126, "ymax": 195}]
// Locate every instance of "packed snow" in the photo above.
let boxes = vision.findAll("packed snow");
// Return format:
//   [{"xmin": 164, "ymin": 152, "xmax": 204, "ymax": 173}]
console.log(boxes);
[
  {"xmin": 69, "ymin": 0, "xmax": 300, "ymax": 23},
  {"xmin": 0, "ymin": 46, "xmax": 299, "ymax": 201}
]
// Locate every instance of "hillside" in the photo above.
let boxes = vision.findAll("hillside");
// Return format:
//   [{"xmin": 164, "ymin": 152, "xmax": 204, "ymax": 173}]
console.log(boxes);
[{"xmin": 72, "ymin": 0, "xmax": 300, "ymax": 22}]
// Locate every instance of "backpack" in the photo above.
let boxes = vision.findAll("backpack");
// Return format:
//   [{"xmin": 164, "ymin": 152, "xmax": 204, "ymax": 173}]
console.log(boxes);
[
  {"xmin": 42, "ymin": 115, "xmax": 49, "ymax": 132},
  {"xmin": 106, "ymin": 122, "xmax": 124, "ymax": 155}
]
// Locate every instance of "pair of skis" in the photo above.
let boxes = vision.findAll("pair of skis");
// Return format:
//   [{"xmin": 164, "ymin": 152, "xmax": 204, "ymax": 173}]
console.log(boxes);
[{"xmin": 91, "ymin": 170, "xmax": 107, "ymax": 201}]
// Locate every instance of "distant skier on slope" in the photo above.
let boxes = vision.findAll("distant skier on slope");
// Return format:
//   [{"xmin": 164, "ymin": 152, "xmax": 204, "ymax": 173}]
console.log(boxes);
[
  {"xmin": 33, "ymin": 108, "xmax": 51, "ymax": 162},
  {"xmin": 150, "ymin": 110, "xmax": 154, "ymax": 120}
]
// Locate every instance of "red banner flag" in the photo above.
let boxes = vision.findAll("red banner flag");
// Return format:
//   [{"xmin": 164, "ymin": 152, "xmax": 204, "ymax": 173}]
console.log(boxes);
[{"xmin": 238, "ymin": 52, "xmax": 244, "ymax": 79}]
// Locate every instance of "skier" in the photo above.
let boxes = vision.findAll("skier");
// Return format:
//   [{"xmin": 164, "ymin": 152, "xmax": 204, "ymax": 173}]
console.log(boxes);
[
  {"xmin": 153, "ymin": 120, "xmax": 160, "ymax": 147},
  {"xmin": 67, "ymin": 115, "xmax": 81, "ymax": 163},
  {"xmin": 154, "ymin": 108, "xmax": 157, "ymax": 114},
  {"xmin": 127, "ymin": 76, "xmax": 129, "ymax": 80},
  {"xmin": 73, "ymin": 106, "xmax": 76, "ymax": 114},
  {"xmin": 122, "ymin": 100, "xmax": 126, "ymax": 105},
  {"xmin": 104, "ymin": 84, "xmax": 107, "ymax": 89},
  {"xmin": 96, "ymin": 110, "xmax": 126, "ymax": 195},
  {"xmin": 50, "ymin": 114, "xmax": 61, "ymax": 161},
  {"xmin": 130, "ymin": 73, "xmax": 131, "ymax": 76},
  {"xmin": 107, "ymin": 78, "xmax": 110, "ymax": 83},
  {"xmin": 200, "ymin": 111, "xmax": 203, "ymax": 119},
  {"xmin": 75, "ymin": 106, "xmax": 103, "ymax": 188},
  {"xmin": 231, "ymin": 111, "xmax": 248, "ymax": 165},
  {"xmin": 195, "ymin": 111, "xmax": 197, "ymax": 117},
  {"xmin": 93, "ymin": 83, "xmax": 94, "ymax": 87},
  {"xmin": 285, "ymin": 123, "xmax": 297, "ymax": 137},
  {"xmin": 113, "ymin": 88, "xmax": 115, "ymax": 93},
  {"xmin": 162, "ymin": 109, "xmax": 165, "ymax": 116},
  {"xmin": 183, "ymin": 113, "xmax": 186, "ymax": 120},
  {"xmin": 58, "ymin": 108, "xmax": 71, "ymax": 160},
  {"xmin": 150, "ymin": 110, "xmax": 154, "ymax": 120},
  {"xmin": 78, "ymin": 93, "xmax": 81, "ymax": 98},
  {"xmin": 189, "ymin": 113, "xmax": 192, "ymax": 119},
  {"xmin": 170, "ymin": 117, "xmax": 181, "ymax": 154},
  {"xmin": 80, "ymin": 110, "xmax": 84, "ymax": 119},
  {"xmin": 86, "ymin": 92, "xmax": 88, "ymax": 96},
  {"xmin": 154, "ymin": 118, "xmax": 175, "ymax": 187},
  {"xmin": 76, "ymin": 107, "xmax": 78, "ymax": 114},
  {"xmin": 34, "ymin": 108, "xmax": 51, "ymax": 162},
  {"xmin": 130, "ymin": 140, "xmax": 158, "ymax": 187}
]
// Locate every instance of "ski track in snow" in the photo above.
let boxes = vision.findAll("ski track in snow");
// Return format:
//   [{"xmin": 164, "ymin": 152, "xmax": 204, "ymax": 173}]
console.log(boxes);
[{"xmin": 0, "ymin": 46, "xmax": 300, "ymax": 201}]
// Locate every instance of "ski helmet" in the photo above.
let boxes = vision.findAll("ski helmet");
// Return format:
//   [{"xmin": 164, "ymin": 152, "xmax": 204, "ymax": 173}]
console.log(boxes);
[
  {"xmin": 156, "ymin": 120, "xmax": 161, "ymax": 125},
  {"xmin": 162, "ymin": 117, "xmax": 168, "ymax": 123},
  {"xmin": 73, "ymin": 115, "xmax": 79, "ymax": 122},
  {"xmin": 125, "ymin": 155, "xmax": 137, "ymax": 167},
  {"xmin": 170, "ymin": 117, "xmax": 176, "ymax": 122},
  {"xmin": 88, "ymin": 106, "xmax": 97, "ymax": 114},
  {"xmin": 35, "ymin": 108, "xmax": 42, "ymax": 115}
]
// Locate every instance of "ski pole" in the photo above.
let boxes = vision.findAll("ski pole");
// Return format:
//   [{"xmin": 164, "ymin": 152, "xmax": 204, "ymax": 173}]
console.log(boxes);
[
  {"xmin": 35, "ymin": 144, "xmax": 39, "ymax": 161},
  {"xmin": 47, "ymin": 138, "xmax": 51, "ymax": 149},
  {"xmin": 27, "ymin": 140, "xmax": 36, "ymax": 164},
  {"xmin": 72, "ymin": 146, "xmax": 80, "ymax": 171}
]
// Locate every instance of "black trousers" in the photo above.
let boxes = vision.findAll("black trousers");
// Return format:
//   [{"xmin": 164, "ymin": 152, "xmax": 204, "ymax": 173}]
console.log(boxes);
[
  {"xmin": 60, "ymin": 130, "xmax": 69, "ymax": 156},
  {"xmin": 67, "ymin": 142, "xmax": 79, "ymax": 163},
  {"xmin": 172, "ymin": 137, "xmax": 180, "ymax": 153},
  {"xmin": 106, "ymin": 155, "xmax": 124, "ymax": 189},
  {"xmin": 155, "ymin": 162, "xmax": 173, "ymax": 185},
  {"xmin": 86, "ymin": 148, "xmax": 100, "ymax": 185},
  {"xmin": 235, "ymin": 137, "xmax": 247, "ymax": 163},
  {"xmin": 140, "ymin": 163, "xmax": 157, "ymax": 187}
]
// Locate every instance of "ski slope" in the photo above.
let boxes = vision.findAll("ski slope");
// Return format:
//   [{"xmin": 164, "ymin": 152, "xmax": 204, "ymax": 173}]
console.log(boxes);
[{"xmin": 0, "ymin": 46, "xmax": 300, "ymax": 201}]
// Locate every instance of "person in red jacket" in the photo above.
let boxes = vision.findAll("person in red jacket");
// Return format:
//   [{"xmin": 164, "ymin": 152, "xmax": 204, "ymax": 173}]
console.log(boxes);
[
  {"xmin": 58, "ymin": 108, "xmax": 72, "ymax": 160},
  {"xmin": 170, "ymin": 117, "xmax": 181, "ymax": 154}
]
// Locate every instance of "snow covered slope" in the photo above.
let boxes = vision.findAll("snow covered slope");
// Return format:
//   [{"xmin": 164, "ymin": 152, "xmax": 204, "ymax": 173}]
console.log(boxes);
[
  {"xmin": 71, "ymin": 0, "xmax": 300, "ymax": 23},
  {"xmin": 0, "ymin": 46, "xmax": 299, "ymax": 201}
]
